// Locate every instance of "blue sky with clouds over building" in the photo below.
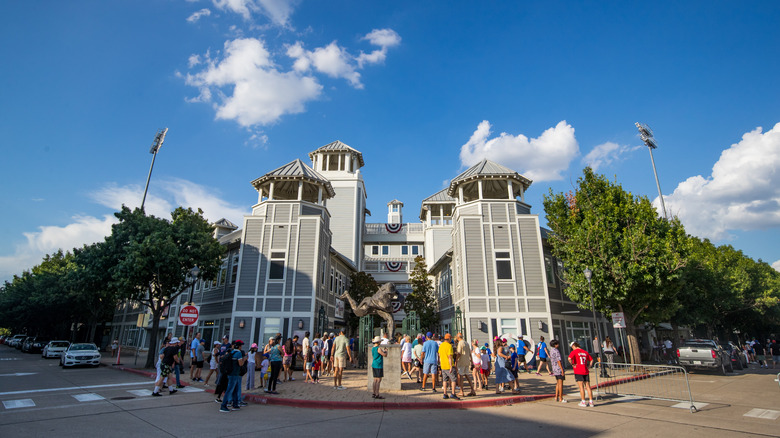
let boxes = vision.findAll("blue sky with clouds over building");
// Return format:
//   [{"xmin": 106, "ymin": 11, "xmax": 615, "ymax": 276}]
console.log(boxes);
[{"xmin": 1, "ymin": 1, "xmax": 779, "ymax": 281}]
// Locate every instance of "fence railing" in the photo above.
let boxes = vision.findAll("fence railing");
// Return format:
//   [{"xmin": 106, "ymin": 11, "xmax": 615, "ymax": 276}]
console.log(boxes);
[{"xmin": 594, "ymin": 362, "xmax": 698, "ymax": 413}]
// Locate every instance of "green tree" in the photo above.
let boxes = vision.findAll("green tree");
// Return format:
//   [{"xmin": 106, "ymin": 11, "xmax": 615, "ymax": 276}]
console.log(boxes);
[
  {"xmin": 405, "ymin": 255, "xmax": 439, "ymax": 332},
  {"xmin": 346, "ymin": 271, "xmax": 379, "ymax": 333},
  {"xmin": 107, "ymin": 206, "xmax": 224, "ymax": 368},
  {"xmin": 543, "ymin": 168, "xmax": 689, "ymax": 364}
]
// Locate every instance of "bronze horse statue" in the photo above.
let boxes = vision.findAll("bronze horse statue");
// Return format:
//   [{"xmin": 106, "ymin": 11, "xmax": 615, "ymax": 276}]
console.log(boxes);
[{"xmin": 340, "ymin": 282, "xmax": 398, "ymax": 339}]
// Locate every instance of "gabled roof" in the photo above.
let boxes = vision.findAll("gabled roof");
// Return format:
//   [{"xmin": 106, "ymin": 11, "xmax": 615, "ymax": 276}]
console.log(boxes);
[
  {"xmin": 387, "ymin": 199, "xmax": 404, "ymax": 206},
  {"xmin": 422, "ymin": 189, "xmax": 457, "ymax": 203},
  {"xmin": 308, "ymin": 140, "xmax": 365, "ymax": 167},
  {"xmin": 213, "ymin": 218, "xmax": 238, "ymax": 230},
  {"xmin": 250, "ymin": 159, "xmax": 335, "ymax": 197},
  {"xmin": 447, "ymin": 159, "xmax": 532, "ymax": 197}
]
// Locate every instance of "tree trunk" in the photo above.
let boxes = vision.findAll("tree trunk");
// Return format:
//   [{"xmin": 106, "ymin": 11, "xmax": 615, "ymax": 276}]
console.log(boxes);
[
  {"xmin": 625, "ymin": 321, "xmax": 643, "ymax": 365},
  {"xmin": 145, "ymin": 310, "xmax": 162, "ymax": 369}
]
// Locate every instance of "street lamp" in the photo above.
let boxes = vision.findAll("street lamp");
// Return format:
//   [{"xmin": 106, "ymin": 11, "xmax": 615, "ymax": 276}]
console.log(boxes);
[
  {"xmin": 186, "ymin": 266, "xmax": 200, "ymax": 304},
  {"xmin": 141, "ymin": 128, "xmax": 168, "ymax": 211},
  {"xmin": 635, "ymin": 122, "xmax": 668, "ymax": 220},
  {"xmin": 584, "ymin": 268, "xmax": 609, "ymax": 377}
]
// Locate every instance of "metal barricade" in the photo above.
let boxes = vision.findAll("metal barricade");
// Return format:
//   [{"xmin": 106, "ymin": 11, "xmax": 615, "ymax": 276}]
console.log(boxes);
[{"xmin": 594, "ymin": 362, "xmax": 698, "ymax": 413}]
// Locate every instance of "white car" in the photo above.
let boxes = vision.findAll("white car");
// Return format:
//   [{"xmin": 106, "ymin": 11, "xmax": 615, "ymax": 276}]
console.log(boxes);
[
  {"xmin": 60, "ymin": 343, "xmax": 101, "ymax": 367},
  {"xmin": 42, "ymin": 341, "xmax": 70, "ymax": 358}
]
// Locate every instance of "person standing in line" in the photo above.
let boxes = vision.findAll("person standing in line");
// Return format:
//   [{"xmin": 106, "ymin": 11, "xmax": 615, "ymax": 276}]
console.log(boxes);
[
  {"xmin": 438, "ymin": 333, "xmax": 459, "ymax": 400},
  {"xmin": 412, "ymin": 335, "xmax": 424, "ymax": 384},
  {"xmin": 602, "ymin": 336, "xmax": 615, "ymax": 368},
  {"xmin": 302, "ymin": 332, "xmax": 310, "ymax": 377},
  {"xmin": 311, "ymin": 354, "xmax": 321, "ymax": 383},
  {"xmin": 190, "ymin": 332, "xmax": 202, "ymax": 380},
  {"xmin": 304, "ymin": 343, "xmax": 315, "ymax": 383},
  {"xmin": 536, "ymin": 336, "xmax": 552, "ymax": 375},
  {"xmin": 214, "ymin": 335, "xmax": 231, "ymax": 402},
  {"xmin": 753, "ymin": 339, "xmax": 767, "ymax": 368},
  {"xmin": 401, "ymin": 335, "xmax": 414, "ymax": 380},
  {"xmin": 327, "ymin": 333, "xmax": 336, "ymax": 376},
  {"xmin": 320, "ymin": 334, "xmax": 330, "ymax": 377},
  {"xmin": 282, "ymin": 338, "xmax": 294, "ymax": 382},
  {"xmin": 332, "ymin": 328, "xmax": 352, "ymax": 390},
  {"xmin": 479, "ymin": 346, "xmax": 491, "ymax": 390},
  {"xmin": 264, "ymin": 336, "xmax": 283, "ymax": 394},
  {"xmin": 204, "ymin": 341, "xmax": 220, "ymax": 385},
  {"xmin": 768, "ymin": 340, "xmax": 780, "ymax": 369},
  {"xmin": 219, "ymin": 340, "xmax": 246, "ymax": 412},
  {"xmin": 568, "ymin": 341, "xmax": 594, "ymax": 407},
  {"xmin": 420, "ymin": 332, "xmax": 439, "ymax": 392},
  {"xmin": 455, "ymin": 333, "xmax": 476, "ymax": 397},
  {"xmin": 470, "ymin": 340, "xmax": 483, "ymax": 390},
  {"xmin": 192, "ymin": 339, "xmax": 206, "ymax": 382},
  {"xmin": 550, "ymin": 340, "xmax": 566, "ymax": 403},
  {"xmin": 507, "ymin": 345, "xmax": 520, "ymax": 393},
  {"xmin": 371, "ymin": 336, "xmax": 387, "ymax": 399},
  {"xmin": 493, "ymin": 338, "xmax": 513, "ymax": 394},
  {"xmin": 245, "ymin": 343, "xmax": 258, "ymax": 390}
]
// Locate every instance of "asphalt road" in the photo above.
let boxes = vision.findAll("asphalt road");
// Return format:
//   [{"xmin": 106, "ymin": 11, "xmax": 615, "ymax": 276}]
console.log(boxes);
[{"xmin": 1, "ymin": 345, "xmax": 778, "ymax": 437}]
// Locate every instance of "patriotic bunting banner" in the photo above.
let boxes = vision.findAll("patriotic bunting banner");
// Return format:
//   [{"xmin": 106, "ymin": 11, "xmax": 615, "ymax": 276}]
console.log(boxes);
[
  {"xmin": 386, "ymin": 261, "xmax": 403, "ymax": 272},
  {"xmin": 385, "ymin": 223, "xmax": 403, "ymax": 233}
]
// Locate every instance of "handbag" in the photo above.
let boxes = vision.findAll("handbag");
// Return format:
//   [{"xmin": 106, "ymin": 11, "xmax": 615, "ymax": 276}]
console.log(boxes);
[{"xmin": 413, "ymin": 359, "xmax": 421, "ymax": 368}]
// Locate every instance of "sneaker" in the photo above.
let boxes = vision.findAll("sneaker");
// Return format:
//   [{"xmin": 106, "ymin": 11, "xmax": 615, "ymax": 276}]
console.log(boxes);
[
  {"xmin": 169, "ymin": 389, "xmax": 177, "ymax": 395},
  {"xmin": 450, "ymin": 395, "xmax": 460, "ymax": 400},
  {"xmin": 215, "ymin": 398, "xmax": 222, "ymax": 403},
  {"xmin": 443, "ymin": 394, "xmax": 449, "ymax": 399},
  {"xmin": 578, "ymin": 400, "xmax": 588, "ymax": 407},
  {"xmin": 231, "ymin": 406, "xmax": 241, "ymax": 411},
  {"xmin": 290, "ymin": 377, "xmax": 295, "ymax": 381},
  {"xmin": 219, "ymin": 407, "xmax": 230, "ymax": 413},
  {"xmin": 560, "ymin": 399, "xmax": 568, "ymax": 403},
  {"xmin": 536, "ymin": 372, "xmax": 541, "ymax": 376},
  {"xmin": 198, "ymin": 378, "xmax": 205, "ymax": 382},
  {"xmin": 588, "ymin": 401, "xmax": 594, "ymax": 407},
  {"xmin": 337, "ymin": 385, "xmax": 346, "ymax": 390},
  {"xmin": 176, "ymin": 385, "xmax": 185, "ymax": 388},
  {"xmin": 151, "ymin": 392, "xmax": 162, "ymax": 397},
  {"xmin": 238, "ymin": 401, "xmax": 248, "ymax": 406}
]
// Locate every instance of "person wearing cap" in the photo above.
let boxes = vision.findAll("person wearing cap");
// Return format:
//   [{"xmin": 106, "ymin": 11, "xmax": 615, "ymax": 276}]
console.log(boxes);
[
  {"xmin": 219, "ymin": 339, "xmax": 246, "ymax": 412},
  {"xmin": 204, "ymin": 341, "xmax": 220, "ymax": 385},
  {"xmin": 479, "ymin": 345, "xmax": 491, "ymax": 390},
  {"xmin": 370, "ymin": 336, "xmax": 387, "ymax": 399},
  {"xmin": 153, "ymin": 337, "xmax": 180, "ymax": 396},
  {"xmin": 517, "ymin": 335, "xmax": 531, "ymax": 373},
  {"xmin": 420, "ymin": 332, "xmax": 439, "ymax": 391},
  {"xmin": 568, "ymin": 341, "xmax": 594, "ymax": 407},
  {"xmin": 536, "ymin": 336, "xmax": 552, "ymax": 376},
  {"xmin": 332, "ymin": 328, "xmax": 352, "ymax": 390},
  {"xmin": 245, "ymin": 343, "xmax": 259, "ymax": 390},
  {"xmin": 438, "ymin": 333, "xmax": 459, "ymax": 400},
  {"xmin": 192, "ymin": 339, "xmax": 206, "ymax": 383}
]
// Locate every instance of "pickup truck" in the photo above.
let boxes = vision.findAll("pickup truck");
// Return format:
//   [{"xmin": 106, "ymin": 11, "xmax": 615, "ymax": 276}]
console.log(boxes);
[{"xmin": 677, "ymin": 339, "xmax": 733, "ymax": 374}]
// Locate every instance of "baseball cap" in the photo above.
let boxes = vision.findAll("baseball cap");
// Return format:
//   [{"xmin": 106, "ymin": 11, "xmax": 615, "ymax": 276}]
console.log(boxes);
[
  {"xmin": 214, "ymin": 341, "xmax": 220, "ymax": 345},
  {"xmin": 480, "ymin": 346, "xmax": 486, "ymax": 351},
  {"xmin": 251, "ymin": 343, "xmax": 258, "ymax": 349},
  {"xmin": 484, "ymin": 343, "xmax": 489, "ymax": 347},
  {"xmin": 426, "ymin": 332, "xmax": 433, "ymax": 339},
  {"xmin": 234, "ymin": 339, "xmax": 244, "ymax": 346},
  {"xmin": 170, "ymin": 337, "xmax": 178, "ymax": 343}
]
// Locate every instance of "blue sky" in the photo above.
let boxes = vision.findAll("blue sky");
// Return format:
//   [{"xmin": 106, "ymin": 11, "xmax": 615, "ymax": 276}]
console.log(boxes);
[{"xmin": 2, "ymin": 1, "xmax": 779, "ymax": 282}]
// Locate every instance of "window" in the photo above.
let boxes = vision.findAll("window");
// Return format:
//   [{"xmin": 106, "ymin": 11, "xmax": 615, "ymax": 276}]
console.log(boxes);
[
  {"xmin": 401, "ymin": 246, "xmax": 408, "ymax": 255},
  {"xmin": 219, "ymin": 259, "xmax": 228, "ymax": 286},
  {"xmin": 231, "ymin": 254, "xmax": 239, "ymax": 283},
  {"xmin": 544, "ymin": 256, "xmax": 555, "ymax": 286},
  {"xmin": 372, "ymin": 246, "xmax": 379, "ymax": 255},
  {"xmin": 500, "ymin": 318, "xmax": 517, "ymax": 337},
  {"xmin": 269, "ymin": 252, "xmax": 285, "ymax": 280},
  {"xmin": 392, "ymin": 205, "xmax": 398, "ymax": 212},
  {"xmin": 495, "ymin": 252, "xmax": 512, "ymax": 280},
  {"xmin": 195, "ymin": 278, "xmax": 200, "ymax": 291},
  {"xmin": 411, "ymin": 245, "xmax": 419, "ymax": 255},
  {"xmin": 382, "ymin": 245, "xmax": 389, "ymax": 255}
]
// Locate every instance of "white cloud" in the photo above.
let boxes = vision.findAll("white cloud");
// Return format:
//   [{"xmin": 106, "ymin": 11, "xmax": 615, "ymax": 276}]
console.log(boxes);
[
  {"xmin": 187, "ymin": 8, "xmax": 212, "ymax": 23},
  {"xmin": 287, "ymin": 41, "xmax": 362, "ymax": 88},
  {"xmin": 212, "ymin": 0, "xmax": 296, "ymax": 26},
  {"xmin": 0, "ymin": 179, "xmax": 248, "ymax": 282},
  {"xmin": 357, "ymin": 28, "xmax": 401, "ymax": 68},
  {"xmin": 583, "ymin": 142, "xmax": 640, "ymax": 171},
  {"xmin": 459, "ymin": 120, "xmax": 579, "ymax": 181},
  {"xmin": 185, "ymin": 37, "xmax": 322, "ymax": 127},
  {"xmin": 663, "ymin": 123, "xmax": 780, "ymax": 240},
  {"xmin": 772, "ymin": 260, "xmax": 780, "ymax": 272}
]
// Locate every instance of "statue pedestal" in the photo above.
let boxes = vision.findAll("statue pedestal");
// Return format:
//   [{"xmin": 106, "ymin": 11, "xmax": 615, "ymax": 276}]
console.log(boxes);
[{"xmin": 367, "ymin": 344, "xmax": 401, "ymax": 391}]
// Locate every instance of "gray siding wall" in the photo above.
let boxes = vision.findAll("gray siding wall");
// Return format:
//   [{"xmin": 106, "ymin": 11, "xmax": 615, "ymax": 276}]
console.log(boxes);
[
  {"xmin": 464, "ymin": 219, "xmax": 485, "ymax": 296},
  {"xmin": 518, "ymin": 218, "xmax": 545, "ymax": 296},
  {"xmin": 237, "ymin": 219, "xmax": 263, "ymax": 296},
  {"xmin": 327, "ymin": 186, "xmax": 357, "ymax": 266},
  {"xmin": 295, "ymin": 220, "xmax": 316, "ymax": 296}
]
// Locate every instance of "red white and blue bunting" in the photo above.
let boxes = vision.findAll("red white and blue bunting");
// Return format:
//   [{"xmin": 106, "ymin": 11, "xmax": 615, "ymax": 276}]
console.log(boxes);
[
  {"xmin": 385, "ymin": 223, "xmax": 403, "ymax": 233},
  {"xmin": 385, "ymin": 261, "xmax": 403, "ymax": 272}
]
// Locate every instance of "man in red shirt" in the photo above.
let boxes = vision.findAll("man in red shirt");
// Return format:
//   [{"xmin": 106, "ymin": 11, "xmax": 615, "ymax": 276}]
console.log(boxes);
[{"xmin": 567, "ymin": 341, "xmax": 595, "ymax": 407}]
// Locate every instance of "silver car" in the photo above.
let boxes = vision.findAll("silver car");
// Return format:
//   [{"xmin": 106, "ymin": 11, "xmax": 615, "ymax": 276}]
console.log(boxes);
[
  {"xmin": 42, "ymin": 341, "xmax": 70, "ymax": 358},
  {"xmin": 60, "ymin": 343, "xmax": 101, "ymax": 367}
]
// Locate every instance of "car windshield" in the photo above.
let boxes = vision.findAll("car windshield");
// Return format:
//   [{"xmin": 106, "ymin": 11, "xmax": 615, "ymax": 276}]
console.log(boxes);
[
  {"xmin": 51, "ymin": 342, "xmax": 69, "ymax": 348},
  {"xmin": 70, "ymin": 344, "xmax": 97, "ymax": 351}
]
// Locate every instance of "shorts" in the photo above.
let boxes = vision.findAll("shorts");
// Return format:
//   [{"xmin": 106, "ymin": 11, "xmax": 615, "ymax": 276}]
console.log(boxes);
[
  {"xmin": 773, "ymin": 355, "xmax": 780, "ymax": 363},
  {"xmin": 457, "ymin": 365, "xmax": 469, "ymax": 376},
  {"xmin": 372, "ymin": 367, "xmax": 384, "ymax": 378},
  {"xmin": 195, "ymin": 361, "xmax": 204, "ymax": 369},
  {"xmin": 518, "ymin": 355, "xmax": 526, "ymax": 363},
  {"xmin": 423, "ymin": 363, "xmax": 438, "ymax": 375},
  {"xmin": 305, "ymin": 362, "xmax": 312, "ymax": 370},
  {"xmin": 283, "ymin": 356, "xmax": 292, "ymax": 366},
  {"xmin": 538, "ymin": 357, "xmax": 548, "ymax": 362},
  {"xmin": 509, "ymin": 369, "xmax": 518, "ymax": 379},
  {"xmin": 575, "ymin": 374, "xmax": 590, "ymax": 382},
  {"xmin": 442, "ymin": 368, "xmax": 456, "ymax": 382},
  {"xmin": 210, "ymin": 360, "xmax": 218, "ymax": 370},
  {"xmin": 160, "ymin": 363, "xmax": 172, "ymax": 378},
  {"xmin": 555, "ymin": 374, "xmax": 565, "ymax": 381},
  {"xmin": 480, "ymin": 368, "xmax": 489, "ymax": 375},
  {"xmin": 757, "ymin": 355, "xmax": 766, "ymax": 361},
  {"xmin": 334, "ymin": 356, "xmax": 347, "ymax": 368}
]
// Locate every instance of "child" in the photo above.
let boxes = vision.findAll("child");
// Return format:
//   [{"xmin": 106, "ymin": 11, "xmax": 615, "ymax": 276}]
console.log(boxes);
[
  {"xmin": 312, "ymin": 355, "xmax": 321, "ymax": 383},
  {"xmin": 259, "ymin": 354, "xmax": 270, "ymax": 389},
  {"xmin": 550, "ymin": 340, "xmax": 566, "ymax": 403},
  {"xmin": 304, "ymin": 347, "xmax": 314, "ymax": 383},
  {"xmin": 480, "ymin": 346, "xmax": 490, "ymax": 390}
]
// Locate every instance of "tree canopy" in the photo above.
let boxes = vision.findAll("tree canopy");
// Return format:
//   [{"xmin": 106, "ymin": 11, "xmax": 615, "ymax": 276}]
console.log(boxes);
[{"xmin": 405, "ymin": 255, "xmax": 439, "ymax": 331}]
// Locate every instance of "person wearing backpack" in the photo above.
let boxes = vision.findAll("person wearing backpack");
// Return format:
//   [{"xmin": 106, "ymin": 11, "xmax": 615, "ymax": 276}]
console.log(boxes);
[{"xmin": 220, "ymin": 339, "xmax": 247, "ymax": 413}]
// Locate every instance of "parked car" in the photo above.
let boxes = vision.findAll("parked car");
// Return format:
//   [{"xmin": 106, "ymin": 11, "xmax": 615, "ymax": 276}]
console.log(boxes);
[
  {"xmin": 720, "ymin": 342, "xmax": 747, "ymax": 370},
  {"xmin": 8, "ymin": 334, "xmax": 28, "ymax": 348},
  {"xmin": 16, "ymin": 336, "xmax": 33, "ymax": 350},
  {"xmin": 42, "ymin": 341, "xmax": 70, "ymax": 358},
  {"xmin": 22, "ymin": 337, "xmax": 50, "ymax": 353},
  {"xmin": 60, "ymin": 343, "xmax": 101, "ymax": 367},
  {"xmin": 677, "ymin": 339, "xmax": 733, "ymax": 374}
]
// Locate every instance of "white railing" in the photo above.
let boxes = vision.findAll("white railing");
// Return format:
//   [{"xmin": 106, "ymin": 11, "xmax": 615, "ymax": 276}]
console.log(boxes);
[
  {"xmin": 594, "ymin": 362, "xmax": 698, "ymax": 413},
  {"xmin": 365, "ymin": 223, "xmax": 424, "ymax": 234}
]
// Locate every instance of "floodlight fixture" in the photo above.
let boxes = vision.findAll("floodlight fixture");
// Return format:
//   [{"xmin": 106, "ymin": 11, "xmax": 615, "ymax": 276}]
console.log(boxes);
[
  {"xmin": 141, "ymin": 127, "xmax": 169, "ymax": 211},
  {"xmin": 635, "ymin": 122, "xmax": 668, "ymax": 220}
]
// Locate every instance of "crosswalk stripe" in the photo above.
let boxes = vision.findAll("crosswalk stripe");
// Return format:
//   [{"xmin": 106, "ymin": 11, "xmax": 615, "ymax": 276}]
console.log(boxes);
[
  {"xmin": 127, "ymin": 390, "xmax": 153, "ymax": 397},
  {"xmin": 744, "ymin": 408, "xmax": 780, "ymax": 420},
  {"xmin": 2, "ymin": 399, "xmax": 35, "ymax": 409},
  {"xmin": 72, "ymin": 393, "xmax": 105, "ymax": 402}
]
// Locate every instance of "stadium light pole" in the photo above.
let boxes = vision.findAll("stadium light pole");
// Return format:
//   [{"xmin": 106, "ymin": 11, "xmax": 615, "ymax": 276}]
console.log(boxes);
[
  {"xmin": 141, "ymin": 128, "xmax": 168, "ymax": 211},
  {"xmin": 635, "ymin": 122, "xmax": 668, "ymax": 220}
]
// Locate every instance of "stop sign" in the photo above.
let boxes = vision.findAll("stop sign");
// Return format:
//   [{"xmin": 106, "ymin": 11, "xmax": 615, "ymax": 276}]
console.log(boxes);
[{"xmin": 179, "ymin": 305, "xmax": 199, "ymax": 326}]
